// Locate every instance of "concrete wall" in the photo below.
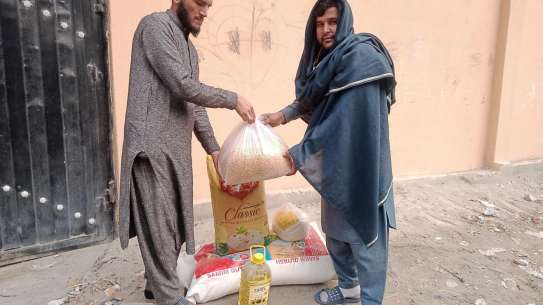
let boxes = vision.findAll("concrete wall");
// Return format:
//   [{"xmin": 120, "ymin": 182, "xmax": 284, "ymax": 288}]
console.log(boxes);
[{"xmin": 108, "ymin": 0, "xmax": 543, "ymax": 203}]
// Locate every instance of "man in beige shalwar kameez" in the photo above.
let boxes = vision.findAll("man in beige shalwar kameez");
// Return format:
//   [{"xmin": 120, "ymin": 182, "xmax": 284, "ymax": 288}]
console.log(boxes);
[{"xmin": 118, "ymin": 1, "xmax": 255, "ymax": 304}]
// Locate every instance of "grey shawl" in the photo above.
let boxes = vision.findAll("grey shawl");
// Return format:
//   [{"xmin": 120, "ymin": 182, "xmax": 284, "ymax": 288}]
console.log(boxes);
[{"xmin": 118, "ymin": 10, "xmax": 237, "ymax": 253}]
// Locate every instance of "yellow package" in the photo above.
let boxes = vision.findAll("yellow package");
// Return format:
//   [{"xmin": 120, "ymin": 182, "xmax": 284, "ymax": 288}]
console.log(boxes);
[
  {"xmin": 271, "ymin": 202, "xmax": 309, "ymax": 242},
  {"xmin": 207, "ymin": 156, "xmax": 270, "ymax": 256}
]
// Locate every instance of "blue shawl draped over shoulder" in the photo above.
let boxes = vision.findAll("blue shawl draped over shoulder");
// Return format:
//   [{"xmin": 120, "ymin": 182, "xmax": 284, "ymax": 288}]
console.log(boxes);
[{"xmin": 288, "ymin": 0, "xmax": 396, "ymax": 247}]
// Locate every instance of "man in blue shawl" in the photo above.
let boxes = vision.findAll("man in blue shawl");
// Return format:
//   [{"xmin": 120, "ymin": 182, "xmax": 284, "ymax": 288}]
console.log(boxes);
[{"xmin": 262, "ymin": 0, "xmax": 397, "ymax": 304}]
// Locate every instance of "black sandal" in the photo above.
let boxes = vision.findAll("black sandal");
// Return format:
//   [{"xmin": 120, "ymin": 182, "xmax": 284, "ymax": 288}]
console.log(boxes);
[
  {"xmin": 144, "ymin": 289, "xmax": 154, "ymax": 299},
  {"xmin": 314, "ymin": 286, "xmax": 361, "ymax": 305}
]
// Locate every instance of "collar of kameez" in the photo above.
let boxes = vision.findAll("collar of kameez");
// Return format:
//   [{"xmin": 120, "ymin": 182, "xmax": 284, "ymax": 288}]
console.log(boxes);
[{"xmin": 166, "ymin": 9, "xmax": 189, "ymax": 37}]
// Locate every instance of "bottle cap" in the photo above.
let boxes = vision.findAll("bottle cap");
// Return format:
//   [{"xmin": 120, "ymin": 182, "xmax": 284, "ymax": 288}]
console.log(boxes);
[{"xmin": 251, "ymin": 252, "xmax": 265, "ymax": 264}]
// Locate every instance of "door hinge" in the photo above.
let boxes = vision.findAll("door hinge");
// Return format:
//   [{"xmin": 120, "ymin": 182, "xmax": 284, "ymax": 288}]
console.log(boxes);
[
  {"xmin": 105, "ymin": 180, "xmax": 116, "ymax": 205},
  {"xmin": 94, "ymin": 0, "xmax": 105, "ymax": 14},
  {"xmin": 96, "ymin": 180, "xmax": 116, "ymax": 211}
]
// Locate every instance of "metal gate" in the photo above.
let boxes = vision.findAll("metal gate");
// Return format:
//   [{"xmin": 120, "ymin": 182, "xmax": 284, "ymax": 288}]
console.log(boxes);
[{"xmin": 0, "ymin": 0, "xmax": 114, "ymax": 265}]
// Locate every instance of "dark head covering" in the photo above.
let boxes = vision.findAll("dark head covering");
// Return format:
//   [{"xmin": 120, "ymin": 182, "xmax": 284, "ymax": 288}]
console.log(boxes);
[
  {"xmin": 294, "ymin": 0, "xmax": 396, "ymax": 114},
  {"xmin": 296, "ymin": 0, "xmax": 354, "ymax": 86}
]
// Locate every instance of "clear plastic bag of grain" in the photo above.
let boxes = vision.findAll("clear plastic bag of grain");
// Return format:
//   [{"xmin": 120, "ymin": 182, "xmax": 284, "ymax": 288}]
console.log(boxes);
[
  {"xmin": 272, "ymin": 202, "xmax": 309, "ymax": 241},
  {"xmin": 218, "ymin": 119, "xmax": 291, "ymax": 185}
]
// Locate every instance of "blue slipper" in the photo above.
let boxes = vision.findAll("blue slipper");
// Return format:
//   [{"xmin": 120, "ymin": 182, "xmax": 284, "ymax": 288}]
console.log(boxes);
[{"xmin": 314, "ymin": 287, "xmax": 361, "ymax": 305}]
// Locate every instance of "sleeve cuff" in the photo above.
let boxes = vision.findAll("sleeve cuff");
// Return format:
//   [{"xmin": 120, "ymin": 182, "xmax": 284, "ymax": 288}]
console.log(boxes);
[
  {"xmin": 222, "ymin": 90, "xmax": 238, "ymax": 110},
  {"xmin": 280, "ymin": 106, "xmax": 300, "ymax": 124}
]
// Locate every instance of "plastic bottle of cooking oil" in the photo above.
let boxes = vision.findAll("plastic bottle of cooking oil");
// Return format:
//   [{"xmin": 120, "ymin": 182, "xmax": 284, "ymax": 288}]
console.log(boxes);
[{"xmin": 238, "ymin": 245, "xmax": 272, "ymax": 305}]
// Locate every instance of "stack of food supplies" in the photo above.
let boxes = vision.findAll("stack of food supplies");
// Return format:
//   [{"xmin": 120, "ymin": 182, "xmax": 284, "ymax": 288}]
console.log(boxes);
[
  {"xmin": 178, "ymin": 222, "xmax": 335, "ymax": 304},
  {"xmin": 177, "ymin": 124, "xmax": 335, "ymax": 303},
  {"xmin": 218, "ymin": 119, "xmax": 292, "ymax": 185}
]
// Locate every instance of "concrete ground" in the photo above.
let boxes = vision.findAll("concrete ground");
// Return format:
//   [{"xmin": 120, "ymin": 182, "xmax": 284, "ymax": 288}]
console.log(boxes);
[{"xmin": 1, "ymin": 162, "xmax": 542, "ymax": 305}]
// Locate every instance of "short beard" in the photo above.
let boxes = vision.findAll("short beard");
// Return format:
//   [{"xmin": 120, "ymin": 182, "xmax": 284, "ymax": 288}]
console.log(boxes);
[{"xmin": 177, "ymin": 1, "xmax": 201, "ymax": 36}]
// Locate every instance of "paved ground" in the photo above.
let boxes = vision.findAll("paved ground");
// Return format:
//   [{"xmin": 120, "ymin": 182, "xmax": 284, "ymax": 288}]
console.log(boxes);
[{"xmin": 1, "ymin": 162, "xmax": 542, "ymax": 305}]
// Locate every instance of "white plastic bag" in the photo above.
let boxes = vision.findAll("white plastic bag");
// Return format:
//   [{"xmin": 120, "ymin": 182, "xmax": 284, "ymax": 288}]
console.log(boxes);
[
  {"xmin": 271, "ymin": 202, "xmax": 309, "ymax": 241},
  {"xmin": 178, "ymin": 223, "xmax": 335, "ymax": 304},
  {"xmin": 218, "ymin": 119, "xmax": 291, "ymax": 185}
]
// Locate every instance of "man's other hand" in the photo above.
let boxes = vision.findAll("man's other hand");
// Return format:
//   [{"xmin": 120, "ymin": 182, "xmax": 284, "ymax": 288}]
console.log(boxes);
[
  {"xmin": 235, "ymin": 95, "xmax": 256, "ymax": 123},
  {"xmin": 284, "ymin": 152, "xmax": 297, "ymax": 176},
  {"xmin": 211, "ymin": 151, "xmax": 220, "ymax": 176},
  {"xmin": 261, "ymin": 112, "xmax": 285, "ymax": 127}
]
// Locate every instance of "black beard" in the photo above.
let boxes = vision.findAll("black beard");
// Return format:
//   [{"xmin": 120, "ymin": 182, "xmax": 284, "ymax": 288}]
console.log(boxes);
[{"xmin": 177, "ymin": 2, "xmax": 201, "ymax": 36}]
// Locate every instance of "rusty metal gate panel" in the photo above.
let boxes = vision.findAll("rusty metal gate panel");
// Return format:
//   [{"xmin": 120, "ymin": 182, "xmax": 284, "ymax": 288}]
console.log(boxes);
[{"xmin": 0, "ymin": 0, "xmax": 114, "ymax": 265}]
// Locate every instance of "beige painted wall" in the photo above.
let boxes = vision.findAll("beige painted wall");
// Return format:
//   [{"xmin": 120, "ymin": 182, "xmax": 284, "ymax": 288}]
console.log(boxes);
[
  {"xmin": 108, "ymin": 0, "xmax": 543, "ymax": 203},
  {"xmin": 354, "ymin": 0, "xmax": 502, "ymax": 175},
  {"xmin": 493, "ymin": 0, "xmax": 543, "ymax": 163}
]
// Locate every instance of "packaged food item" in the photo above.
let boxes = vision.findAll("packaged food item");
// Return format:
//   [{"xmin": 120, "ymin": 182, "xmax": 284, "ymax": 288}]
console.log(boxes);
[
  {"xmin": 207, "ymin": 156, "xmax": 270, "ymax": 255},
  {"xmin": 238, "ymin": 246, "xmax": 272, "ymax": 305},
  {"xmin": 272, "ymin": 202, "xmax": 309, "ymax": 241},
  {"xmin": 218, "ymin": 120, "xmax": 291, "ymax": 185}
]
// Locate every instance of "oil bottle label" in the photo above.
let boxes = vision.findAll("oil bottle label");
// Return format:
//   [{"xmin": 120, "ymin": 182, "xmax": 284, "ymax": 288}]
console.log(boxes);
[{"xmin": 248, "ymin": 283, "xmax": 270, "ymax": 305}]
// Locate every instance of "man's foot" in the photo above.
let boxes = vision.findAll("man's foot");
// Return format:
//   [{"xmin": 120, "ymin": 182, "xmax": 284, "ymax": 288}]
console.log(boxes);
[
  {"xmin": 144, "ymin": 289, "xmax": 154, "ymax": 299},
  {"xmin": 145, "ymin": 288, "xmax": 189, "ymax": 302},
  {"xmin": 313, "ymin": 286, "xmax": 361, "ymax": 305},
  {"xmin": 175, "ymin": 297, "xmax": 195, "ymax": 305}
]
